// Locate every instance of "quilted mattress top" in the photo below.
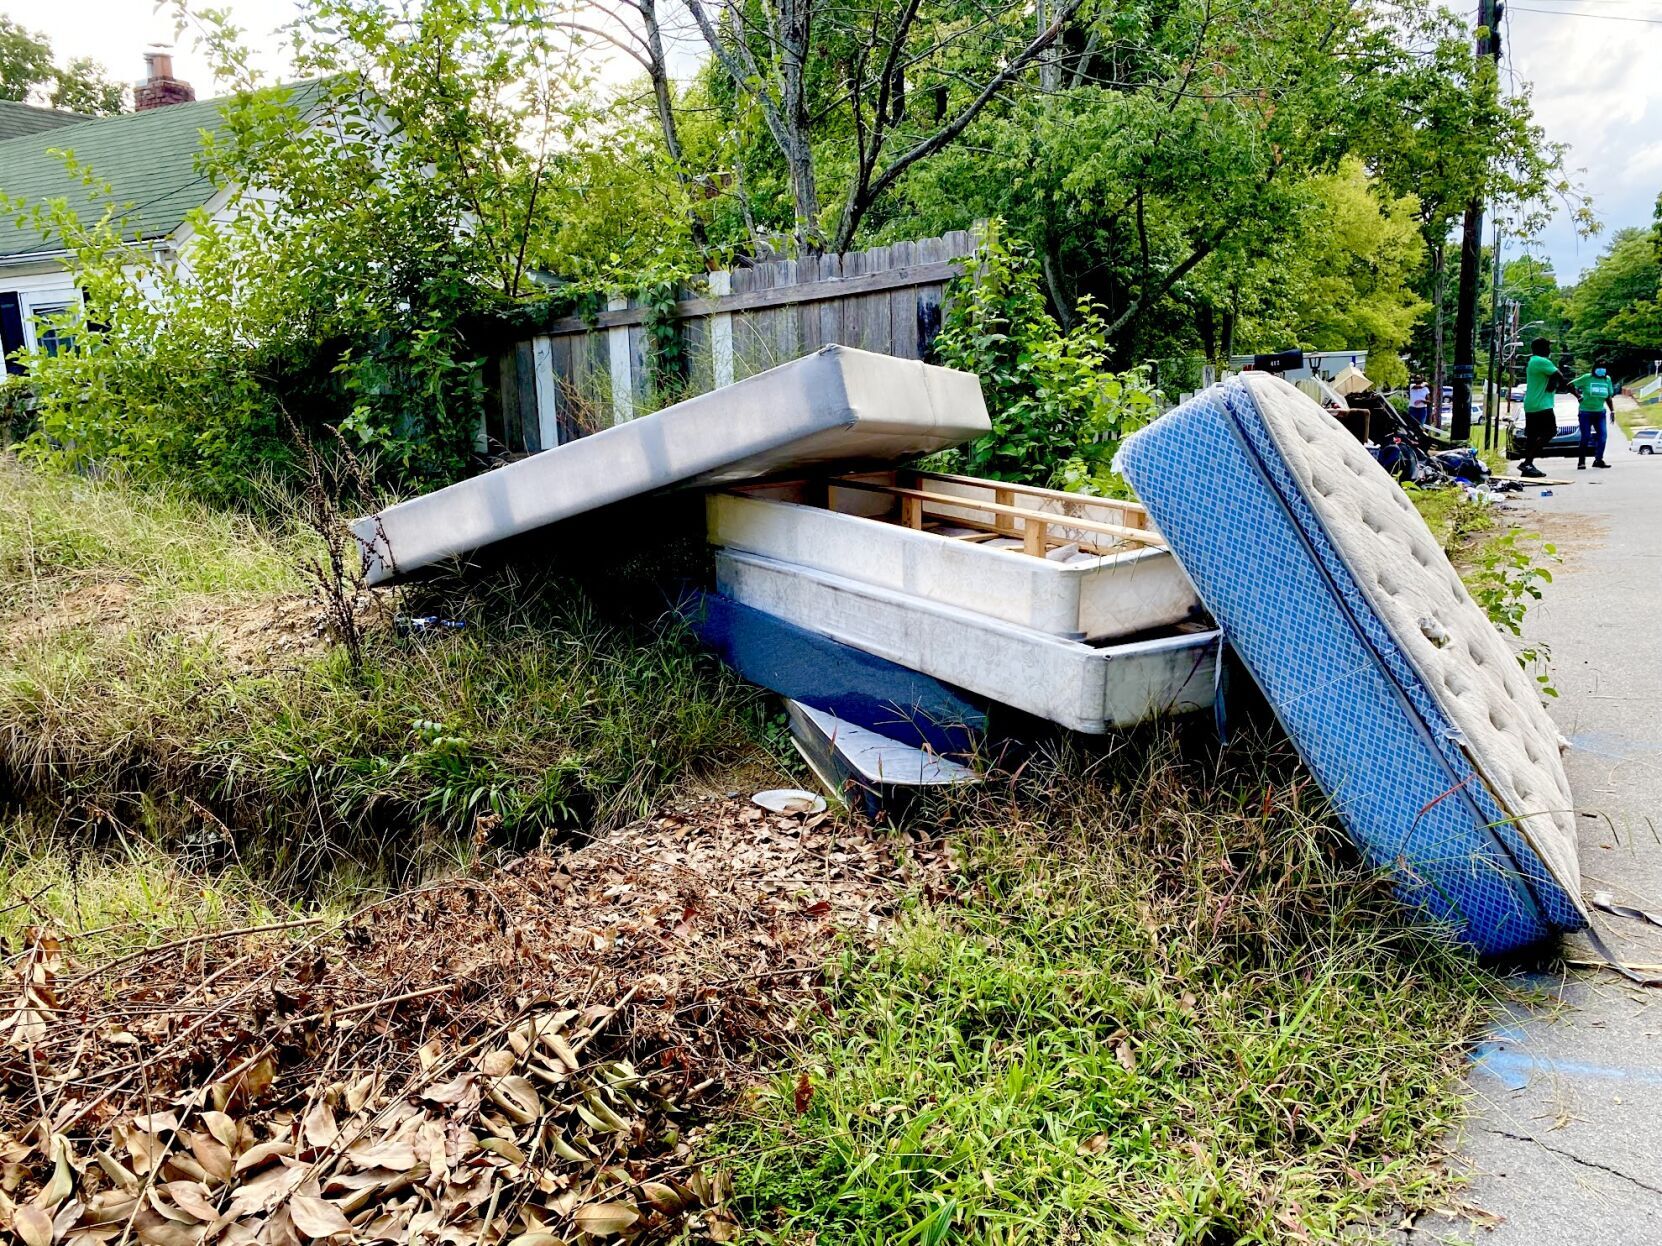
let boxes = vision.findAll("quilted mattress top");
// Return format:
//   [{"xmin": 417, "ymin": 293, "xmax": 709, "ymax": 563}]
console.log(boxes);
[{"xmin": 1237, "ymin": 374, "xmax": 1581, "ymax": 910}]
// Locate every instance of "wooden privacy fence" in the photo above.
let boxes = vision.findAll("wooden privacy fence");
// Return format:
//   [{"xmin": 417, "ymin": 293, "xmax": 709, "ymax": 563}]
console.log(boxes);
[{"xmin": 483, "ymin": 229, "xmax": 977, "ymax": 455}]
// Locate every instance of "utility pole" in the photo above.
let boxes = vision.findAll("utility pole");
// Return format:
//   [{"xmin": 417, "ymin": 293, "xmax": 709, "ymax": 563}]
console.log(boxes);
[
  {"xmin": 1485, "ymin": 221, "xmax": 1504, "ymax": 453},
  {"xmin": 1451, "ymin": 0, "xmax": 1504, "ymax": 442}
]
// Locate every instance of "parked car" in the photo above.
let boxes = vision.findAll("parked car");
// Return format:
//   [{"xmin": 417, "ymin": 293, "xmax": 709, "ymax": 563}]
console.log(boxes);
[
  {"xmin": 1630, "ymin": 427, "xmax": 1660, "ymax": 455},
  {"xmin": 1506, "ymin": 412, "xmax": 1582, "ymax": 459},
  {"xmin": 1435, "ymin": 385, "xmax": 1485, "ymax": 425}
]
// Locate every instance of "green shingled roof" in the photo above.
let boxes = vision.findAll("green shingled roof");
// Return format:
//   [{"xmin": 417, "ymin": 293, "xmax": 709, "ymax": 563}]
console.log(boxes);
[
  {"xmin": 0, "ymin": 83, "xmax": 321, "ymax": 261},
  {"xmin": 0, "ymin": 100, "xmax": 87, "ymax": 142}
]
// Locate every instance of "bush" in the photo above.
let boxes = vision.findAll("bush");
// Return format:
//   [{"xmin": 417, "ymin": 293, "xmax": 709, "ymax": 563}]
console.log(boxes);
[
  {"xmin": 2, "ymin": 0, "xmax": 623, "ymax": 502},
  {"xmin": 932, "ymin": 221, "xmax": 1162, "ymax": 496}
]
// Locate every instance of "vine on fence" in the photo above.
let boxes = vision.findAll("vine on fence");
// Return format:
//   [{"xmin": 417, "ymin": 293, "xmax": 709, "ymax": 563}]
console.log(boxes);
[{"xmin": 639, "ymin": 273, "xmax": 688, "ymax": 405}]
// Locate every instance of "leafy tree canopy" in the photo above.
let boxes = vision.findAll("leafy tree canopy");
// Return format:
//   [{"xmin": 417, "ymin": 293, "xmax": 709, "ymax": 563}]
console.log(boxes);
[
  {"xmin": 1566, "ymin": 227, "xmax": 1662, "ymax": 378},
  {"xmin": 1221, "ymin": 159, "xmax": 1427, "ymax": 389},
  {"xmin": 1501, "ymin": 255, "xmax": 1569, "ymax": 344},
  {"xmin": 0, "ymin": 17, "xmax": 124, "ymax": 114}
]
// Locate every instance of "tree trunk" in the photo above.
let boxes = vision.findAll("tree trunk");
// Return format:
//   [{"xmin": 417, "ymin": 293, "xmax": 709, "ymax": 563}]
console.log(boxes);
[
  {"xmin": 1037, "ymin": 0, "xmax": 1061, "ymax": 93},
  {"xmin": 684, "ymin": 0, "xmax": 823, "ymax": 252},
  {"xmin": 638, "ymin": 0, "xmax": 708, "ymax": 249},
  {"xmin": 1041, "ymin": 244, "xmax": 1072, "ymax": 330},
  {"xmin": 778, "ymin": 0, "xmax": 823, "ymax": 251}
]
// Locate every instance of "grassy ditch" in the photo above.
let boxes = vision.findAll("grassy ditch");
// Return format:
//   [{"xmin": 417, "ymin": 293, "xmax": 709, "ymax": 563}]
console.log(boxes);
[
  {"xmin": 1, "ymin": 459, "xmax": 1523, "ymax": 1242},
  {"xmin": 719, "ymin": 740, "xmax": 1502, "ymax": 1242},
  {"xmin": 0, "ymin": 459, "xmax": 761, "ymax": 885}
]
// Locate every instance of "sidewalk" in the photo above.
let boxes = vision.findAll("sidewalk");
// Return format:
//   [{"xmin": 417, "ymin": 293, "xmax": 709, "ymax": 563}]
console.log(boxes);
[{"xmin": 1409, "ymin": 399, "xmax": 1662, "ymax": 1242}]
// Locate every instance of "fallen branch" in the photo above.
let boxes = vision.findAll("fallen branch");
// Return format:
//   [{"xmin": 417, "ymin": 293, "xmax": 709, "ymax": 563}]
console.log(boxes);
[{"xmin": 70, "ymin": 916, "xmax": 330, "ymax": 987}]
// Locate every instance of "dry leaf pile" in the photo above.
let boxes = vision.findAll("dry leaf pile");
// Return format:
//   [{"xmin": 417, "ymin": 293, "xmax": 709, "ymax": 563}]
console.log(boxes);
[{"xmin": 0, "ymin": 795, "xmax": 950, "ymax": 1244}]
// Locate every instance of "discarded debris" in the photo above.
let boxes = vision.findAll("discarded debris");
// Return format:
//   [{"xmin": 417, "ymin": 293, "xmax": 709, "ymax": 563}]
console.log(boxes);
[
  {"xmin": 394, "ymin": 614, "xmax": 467, "ymax": 637},
  {"xmin": 748, "ymin": 789, "xmax": 826, "ymax": 816}
]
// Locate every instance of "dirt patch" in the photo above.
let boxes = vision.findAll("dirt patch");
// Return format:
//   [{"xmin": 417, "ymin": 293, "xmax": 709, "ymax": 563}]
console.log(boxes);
[
  {"xmin": 1, "ymin": 583, "xmax": 398, "ymax": 672},
  {"xmin": 0, "ymin": 796, "xmax": 950, "ymax": 1243},
  {"xmin": 1494, "ymin": 502, "xmax": 1607, "ymax": 579},
  {"xmin": 1507, "ymin": 504, "xmax": 1608, "ymax": 553},
  {"xmin": 169, "ymin": 594, "xmax": 333, "ymax": 669},
  {"xmin": 1, "ymin": 578, "xmax": 139, "ymax": 646}
]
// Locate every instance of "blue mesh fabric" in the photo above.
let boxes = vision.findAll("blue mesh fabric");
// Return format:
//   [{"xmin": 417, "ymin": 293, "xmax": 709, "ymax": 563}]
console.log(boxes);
[{"xmin": 1119, "ymin": 380, "xmax": 1584, "ymax": 956}]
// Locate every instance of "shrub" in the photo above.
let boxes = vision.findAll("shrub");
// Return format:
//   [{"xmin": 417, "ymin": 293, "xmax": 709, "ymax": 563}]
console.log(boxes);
[
  {"xmin": 3, "ymin": 0, "xmax": 614, "ymax": 501},
  {"xmin": 932, "ymin": 221, "xmax": 1161, "ymax": 495}
]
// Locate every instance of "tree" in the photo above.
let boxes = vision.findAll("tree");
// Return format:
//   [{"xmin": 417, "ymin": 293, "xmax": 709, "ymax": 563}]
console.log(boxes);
[
  {"xmin": 1363, "ymin": 11, "xmax": 1584, "ymax": 417},
  {"xmin": 1222, "ymin": 160, "xmax": 1426, "ymax": 388},
  {"xmin": 0, "ymin": 18, "xmax": 53, "ymax": 101},
  {"xmin": 681, "ymin": 0, "xmax": 1084, "ymax": 253},
  {"xmin": 10, "ymin": 0, "xmax": 611, "ymax": 495},
  {"xmin": 886, "ymin": 0, "xmax": 1445, "ymax": 367},
  {"xmin": 49, "ymin": 58, "xmax": 125, "ymax": 116},
  {"xmin": 1566, "ymin": 228, "xmax": 1662, "ymax": 378},
  {"xmin": 1501, "ymin": 255, "xmax": 1567, "ymax": 344},
  {"xmin": 0, "ymin": 17, "xmax": 124, "ymax": 114}
]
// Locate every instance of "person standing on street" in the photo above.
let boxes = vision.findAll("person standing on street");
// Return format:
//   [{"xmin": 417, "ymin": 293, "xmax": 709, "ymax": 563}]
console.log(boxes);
[
  {"xmin": 1518, "ymin": 337, "xmax": 1574, "ymax": 478},
  {"xmin": 1571, "ymin": 363, "xmax": 1618, "ymax": 469},
  {"xmin": 1407, "ymin": 375, "xmax": 1430, "ymax": 425}
]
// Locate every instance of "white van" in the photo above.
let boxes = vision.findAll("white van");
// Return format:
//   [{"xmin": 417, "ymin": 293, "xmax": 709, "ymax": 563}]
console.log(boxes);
[{"xmin": 1630, "ymin": 427, "xmax": 1661, "ymax": 455}]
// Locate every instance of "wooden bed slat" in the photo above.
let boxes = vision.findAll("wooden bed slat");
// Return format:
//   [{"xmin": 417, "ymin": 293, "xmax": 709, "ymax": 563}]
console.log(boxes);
[
  {"xmin": 829, "ymin": 477, "xmax": 1166, "ymax": 554},
  {"xmin": 914, "ymin": 469, "xmax": 1151, "ymax": 521}
]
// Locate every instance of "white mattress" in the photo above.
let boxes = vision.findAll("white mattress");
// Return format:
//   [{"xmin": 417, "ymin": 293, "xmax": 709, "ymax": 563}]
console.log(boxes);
[
  {"xmin": 350, "ymin": 345, "xmax": 990, "ymax": 585},
  {"xmin": 715, "ymin": 548, "xmax": 1221, "ymax": 734},
  {"xmin": 706, "ymin": 491, "xmax": 1198, "ymax": 640}
]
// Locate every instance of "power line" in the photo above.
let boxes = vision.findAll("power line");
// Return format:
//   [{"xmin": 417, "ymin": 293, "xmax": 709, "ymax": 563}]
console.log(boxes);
[{"xmin": 1509, "ymin": 5, "xmax": 1662, "ymax": 22}]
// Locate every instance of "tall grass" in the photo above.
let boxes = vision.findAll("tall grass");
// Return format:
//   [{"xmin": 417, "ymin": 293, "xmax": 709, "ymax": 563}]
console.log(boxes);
[
  {"xmin": 0, "ymin": 812, "xmax": 299, "ymax": 960},
  {"xmin": 0, "ymin": 460, "xmax": 761, "ymax": 885},
  {"xmin": 722, "ymin": 736, "xmax": 1502, "ymax": 1243}
]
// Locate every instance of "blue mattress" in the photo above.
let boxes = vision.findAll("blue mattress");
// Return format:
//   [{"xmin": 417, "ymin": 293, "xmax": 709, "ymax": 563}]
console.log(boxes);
[
  {"xmin": 1118, "ymin": 376, "xmax": 1585, "ymax": 956},
  {"xmin": 676, "ymin": 590, "xmax": 987, "ymax": 756}
]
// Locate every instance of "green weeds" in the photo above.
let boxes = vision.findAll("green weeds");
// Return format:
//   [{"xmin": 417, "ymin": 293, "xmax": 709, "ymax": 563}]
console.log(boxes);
[
  {"xmin": 0, "ymin": 460, "xmax": 760, "ymax": 887},
  {"xmin": 1404, "ymin": 482, "xmax": 1493, "ymax": 554},
  {"xmin": 720, "ymin": 739, "xmax": 1500, "ymax": 1243},
  {"xmin": 0, "ymin": 813, "xmax": 297, "ymax": 960}
]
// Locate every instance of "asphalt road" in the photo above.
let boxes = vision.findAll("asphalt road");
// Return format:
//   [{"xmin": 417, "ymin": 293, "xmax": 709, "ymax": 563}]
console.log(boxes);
[{"xmin": 1405, "ymin": 397, "xmax": 1662, "ymax": 1242}]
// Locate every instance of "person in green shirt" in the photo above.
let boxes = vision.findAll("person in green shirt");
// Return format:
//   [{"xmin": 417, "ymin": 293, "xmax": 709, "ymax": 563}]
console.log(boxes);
[
  {"xmin": 1518, "ymin": 337, "xmax": 1575, "ymax": 478},
  {"xmin": 1570, "ymin": 363, "xmax": 1618, "ymax": 469}
]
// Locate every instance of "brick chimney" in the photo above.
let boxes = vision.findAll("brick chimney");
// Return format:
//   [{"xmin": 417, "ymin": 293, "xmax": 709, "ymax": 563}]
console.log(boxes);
[{"xmin": 134, "ymin": 49, "xmax": 196, "ymax": 111}]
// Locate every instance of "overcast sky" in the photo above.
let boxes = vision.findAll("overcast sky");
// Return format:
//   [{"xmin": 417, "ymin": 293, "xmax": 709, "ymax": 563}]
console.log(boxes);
[{"xmin": 7, "ymin": 0, "xmax": 1660, "ymax": 284}]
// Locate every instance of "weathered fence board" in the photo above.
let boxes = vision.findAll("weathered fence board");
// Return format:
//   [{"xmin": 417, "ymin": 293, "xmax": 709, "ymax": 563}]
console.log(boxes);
[{"xmin": 482, "ymin": 229, "xmax": 976, "ymax": 455}]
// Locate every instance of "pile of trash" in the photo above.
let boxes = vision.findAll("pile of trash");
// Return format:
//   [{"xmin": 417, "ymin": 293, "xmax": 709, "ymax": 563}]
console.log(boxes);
[
  {"xmin": 352, "ymin": 346, "xmax": 1224, "ymax": 820},
  {"xmin": 0, "ymin": 794, "xmax": 950, "ymax": 1244},
  {"xmin": 341, "ymin": 345, "xmax": 1593, "ymax": 961}
]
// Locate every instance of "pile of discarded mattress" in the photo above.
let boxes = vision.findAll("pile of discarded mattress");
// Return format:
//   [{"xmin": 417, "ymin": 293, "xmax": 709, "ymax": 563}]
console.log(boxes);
[
  {"xmin": 353, "ymin": 346, "xmax": 1221, "ymax": 815},
  {"xmin": 354, "ymin": 346, "xmax": 1590, "ymax": 959}
]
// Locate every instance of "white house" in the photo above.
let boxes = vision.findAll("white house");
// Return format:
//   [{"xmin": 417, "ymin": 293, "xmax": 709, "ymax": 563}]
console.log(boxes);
[{"xmin": 0, "ymin": 53, "xmax": 316, "ymax": 373}]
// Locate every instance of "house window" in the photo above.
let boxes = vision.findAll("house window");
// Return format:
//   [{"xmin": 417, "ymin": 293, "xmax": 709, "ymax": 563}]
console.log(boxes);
[{"xmin": 26, "ymin": 301, "xmax": 77, "ymax": 357}]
